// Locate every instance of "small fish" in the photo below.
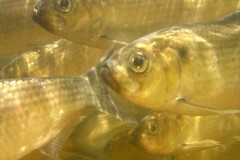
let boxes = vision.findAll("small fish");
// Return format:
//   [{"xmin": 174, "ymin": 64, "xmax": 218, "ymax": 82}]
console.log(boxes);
[
  {"xmin": 0, "ymin": 0, "xmax": 58, "ymax": 55},
  {"xmin": 32, "ymin": 0, "xmax": 240, "ymax": 49},
  {"xmin": 100, "ymin": 10, "xmax": 240, "ymax": 115},
  {"xmin": 105, "ymin": 127, "xmax": 177, "ymax": 160},
  {"xmin": 131, "ymin": 112, "xmax": 240, "ymax": 154},
  {"xmin": 0, "ymin": 39, "xmax": 106, "ymax": 78},
  {"xmin": 63, "ymin": 109, "xmax": 132, "ymax": 160}
]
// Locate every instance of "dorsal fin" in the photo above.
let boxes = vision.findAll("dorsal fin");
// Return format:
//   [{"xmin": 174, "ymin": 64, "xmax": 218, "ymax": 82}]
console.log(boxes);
[{"xmin": 221, "ymin": 10, "xmax": 240, "ymax": 23}]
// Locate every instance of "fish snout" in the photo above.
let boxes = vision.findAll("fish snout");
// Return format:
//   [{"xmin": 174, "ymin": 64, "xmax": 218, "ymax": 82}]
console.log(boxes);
[
  {"xmin": 130, "ymin": 127, "xmax": 143, "ymax": 147},
  {"xmin": 32, "ymin": 0, "xmax": 45, "ymax": 17},
  {"xmin": 99, "ymin": 62, "xmax": 121, "ymax": 93},
  {"xmin": 100, "ymin": 61, "xmax": 112, "ymax": 84}
]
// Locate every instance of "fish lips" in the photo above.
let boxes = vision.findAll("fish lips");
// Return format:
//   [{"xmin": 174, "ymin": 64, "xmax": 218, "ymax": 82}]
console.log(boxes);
[
  {"xmin": 129, "ymin": 126, "xmax": 144, "ymax": 148},
  {"xmin": 99, "ymin": 62, "xmax": 122, "ymax": 94},
  {"xmin": 32, "ymin": 0, "xmax": 64, "ymax": 33},
  {"xmin": 32, "ymin": 0, "xmax": 46, "ymax": 18}
]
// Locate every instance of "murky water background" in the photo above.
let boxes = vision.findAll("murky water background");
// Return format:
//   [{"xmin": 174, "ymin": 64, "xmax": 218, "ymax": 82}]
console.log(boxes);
[{"xmin": 1, "ymin": 0, "xmax": 240, "ymax": 160}]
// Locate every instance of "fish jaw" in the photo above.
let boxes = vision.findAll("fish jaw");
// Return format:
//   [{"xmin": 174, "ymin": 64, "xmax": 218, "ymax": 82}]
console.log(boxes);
[
  {"xmin": 99, "ymin": 50, "xmax": 140, "ymax": 95},
  {"xmin": 32, "ymin": 0, "xmax": 65, "ymax": 32}
]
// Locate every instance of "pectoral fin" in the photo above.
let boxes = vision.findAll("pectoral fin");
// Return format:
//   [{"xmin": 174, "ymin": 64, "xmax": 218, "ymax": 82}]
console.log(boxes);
[
  {"xmin": 40, "ymin": 117, "xmax": 81, "ymax": 159},
  {"xmin": 179, "ymin": 140, "xmax": 220, "ymax": 152},
  {"xmin": 176, "ymin": 98, "xmax": 240, "ymax": 114}
]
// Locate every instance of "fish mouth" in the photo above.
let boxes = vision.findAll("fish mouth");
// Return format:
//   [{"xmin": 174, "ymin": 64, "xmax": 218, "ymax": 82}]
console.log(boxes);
[
  {"xmin": 32, "ymin": 0, "xmax": 63, "ymax": 33},
  {"xmin": 32, "ymin": 0, "xmax": 51, "ymax": 30},
  {"xmin": 99, "ymin": 62, "xmax": 122, "ymax": 93},
  {"xmin": 129, "ymin": 126, "xmax": 144, "ymax": 148},
  {"xmin": 32, "ymin": 0, "xmax": 45, "ymax": 18}
]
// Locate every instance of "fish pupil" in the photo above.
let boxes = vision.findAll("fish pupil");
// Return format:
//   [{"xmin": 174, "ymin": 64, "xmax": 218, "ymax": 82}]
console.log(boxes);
[
  {"xmin": 133, "ymin": 56, "xmax": 144, "ymax": 68},
  {"xmin": 60, "ymin": 0, "xmax": 69, "ymax": 9},
  {"xmin": 55, "ymin": 0, "xmax": 72, "ymax": 13},
  {"xmin": 148, "ymin": 122, "xmax": 158, "ymax": 135},
  {"xmin": 128, "ymin": 51, "xmax": 149, "ymax": 73}
]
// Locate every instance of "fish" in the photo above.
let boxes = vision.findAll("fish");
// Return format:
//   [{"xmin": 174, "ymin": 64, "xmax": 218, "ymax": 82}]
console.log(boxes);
[
  {"xmin": 0, "ymin": 76, "xmax": 97, "ymax": 160},
  {"xmin": 104, "ymin": 127, "xmax": 177, "ymax": 160},
  {"xmin": 62, "ymin": 109, "xmax": 132, "ymax": 160},
  {"xmin": 105, "ymin": 124, "xmax": 240, "ymax": 160},
  {"xmin": 100, "ymin": 10, "xmax": 240, "ymax": 116},
  {"xmin": 131, "ymin": 111, "xmax": 240, "ymax": 154},
  {"xmin": 0, "ymin": 67, "xmax": 134, "ymax": 160},
  {"xmin": 0, "ymin": 39, "xmax": 106, "ymax": 78},
  {"xmin": 0, "ymin": 0, "xmax": 58, "ymax": 55},
  {"xmin": 32, "ymin": 0, "xmax": 240, "ymax": 49}
]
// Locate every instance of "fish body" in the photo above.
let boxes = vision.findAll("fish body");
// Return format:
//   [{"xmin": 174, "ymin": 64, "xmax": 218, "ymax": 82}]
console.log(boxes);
[
  {"xmin": 0, "ymin": 0, "xmax": 58, "ymax": 55},
  {"xmin": 32, "ymin": 0, "xmax": 240, "ymax": 49},
  {"xmin": 0, "ymin": 76, "xmax": 97, "ymax": 160},
  {"xmin": 100, "ymin": 10, "xmax": 240, "ymax": 115},
  {"xmin": 0, "ymin": 68, "xmax": 130, "ymax": 160},
  {"xmin": 132, "ymin": 112, "xmax": 240, "ymax": 154},
  {"xmin": 0, "ymin": 39, "xmax": 105, "ymax": 78},
  {"xmin": 63, "ymin": 109, "xmax": 132, "ymax": 160}
]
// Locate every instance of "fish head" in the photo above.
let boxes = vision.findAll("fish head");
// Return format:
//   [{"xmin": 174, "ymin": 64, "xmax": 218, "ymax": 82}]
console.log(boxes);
[
  {"xmin": 99, "ymin": 37, "xmax": 168, "ymax": 110},
  {"xmin": 131, "ymin": 112, "xmax": 181, "ymax": 154},
  {"xmin": 100, "ymin": 31, "xmax": 183, "ymax": 111},
  {"xmin": 32, "ymin": 0, "xmax": 91, "ymax": 41}
]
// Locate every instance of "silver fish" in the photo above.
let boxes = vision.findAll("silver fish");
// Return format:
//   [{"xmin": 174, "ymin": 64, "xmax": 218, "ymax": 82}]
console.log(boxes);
[
  {"xmin": 0, "ymin": 76, "xmax": 96, "ymax": 160},
  {"xmin": 32, "ymin": 0, "xmax": 240, "ymax": 49},
  {"xmin": 0, "ymin": 0, "xmax": 58, "ymax": 55},
  {"xmin": 100, "ymin": 10, "xmax": 240, "ymax": 115},
  {"xmin": 0, "ymin": 67, "xmax": 132, "ymax": 160}
]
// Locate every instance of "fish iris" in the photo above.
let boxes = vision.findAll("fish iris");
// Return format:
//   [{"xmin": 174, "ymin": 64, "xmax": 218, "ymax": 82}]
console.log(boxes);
[
  {"xmin": 55, "ymin": 0, "xmax": 72, "ymax": 13},
  {"xmin": 128, "ymin": 51, "xmax": 149, "ymax": 73}
]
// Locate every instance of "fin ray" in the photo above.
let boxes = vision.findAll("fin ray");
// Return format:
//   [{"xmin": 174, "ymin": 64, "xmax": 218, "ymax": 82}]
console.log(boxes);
[{"xmin": 176, "ymin": 98, "xmax": 240, "ymax": 114}]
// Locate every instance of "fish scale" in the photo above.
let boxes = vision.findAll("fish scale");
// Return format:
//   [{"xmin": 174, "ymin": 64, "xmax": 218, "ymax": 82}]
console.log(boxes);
[{"xmin": 0, "ymin": 77, "xmax": 97, "ymax": 160}]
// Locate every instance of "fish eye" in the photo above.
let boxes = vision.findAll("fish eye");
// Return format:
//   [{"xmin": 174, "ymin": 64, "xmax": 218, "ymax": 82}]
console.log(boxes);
[
  {"xmin": 147, "ymin": 121, "xmax": 159, "ymax": 135},
  {"xmin": 55, "ymin": 0, "xmax": 72, "ymax": 13},
  {"xmin": 128, "ymin": 51, "xmax": 149, "ymax": 73}
]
